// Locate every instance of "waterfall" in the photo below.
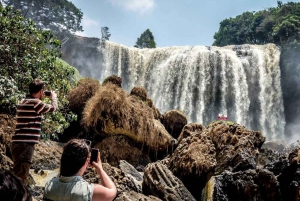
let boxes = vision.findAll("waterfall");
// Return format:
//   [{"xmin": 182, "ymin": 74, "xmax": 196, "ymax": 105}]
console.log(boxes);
[{"xmin": 65, "ymin": 40, "xmax": 285, "ymax": 140}]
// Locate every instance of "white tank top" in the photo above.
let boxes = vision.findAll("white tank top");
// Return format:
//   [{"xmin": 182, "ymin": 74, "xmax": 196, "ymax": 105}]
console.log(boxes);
[{"xmin": 44, "ymin": 176, "xmax": 94, "ymax": 201}]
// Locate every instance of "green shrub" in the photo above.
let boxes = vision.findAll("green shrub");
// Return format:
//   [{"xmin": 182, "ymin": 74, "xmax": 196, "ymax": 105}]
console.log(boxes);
[{"xmin": 0, "ymin": 5, "xmax": 78, "ymax": 140}]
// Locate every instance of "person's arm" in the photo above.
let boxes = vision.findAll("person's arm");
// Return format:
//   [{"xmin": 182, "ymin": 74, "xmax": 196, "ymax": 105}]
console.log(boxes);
[
  {"xmin": 35, "ymin": 91, "xmax": 58, "ymax": 114},
  {"xmin": 92, "ymin": 153, "xmax": 117, "ymax": 201}
]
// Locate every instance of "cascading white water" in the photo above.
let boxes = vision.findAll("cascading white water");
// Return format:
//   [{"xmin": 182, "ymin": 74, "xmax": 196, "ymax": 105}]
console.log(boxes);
[{"xmin": 81, "ymin": 41, "xmax": 285, "ymax": 140}]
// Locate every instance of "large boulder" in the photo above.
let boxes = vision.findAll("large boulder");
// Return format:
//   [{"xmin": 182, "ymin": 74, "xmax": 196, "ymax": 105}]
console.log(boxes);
[
  {"xmin": 63, "ymin": 78, "xmax": 101, "ymax": 141},
  {"xmin": 83, "ymin": 162, "xmax": 144, "ymax": 195},
  {"xmin": 202, "ymin": 169, "xmax": 281, "ymax": 201},
  {"xmin": 177, "ymin": 123, "xmax": 206, "ymax": 143},
  {"xmin": 82, "ymin": 83, "xmax": 176, "ymax": 151},
  {"xmin": 130, "ymin": 86, "xmax": 162, "ymax": 120},
  {"xmin": 95, "ymin": 135, "xmax": 151, "ymax": 169},
  {"xmin": 162, "ymin": 110, "xmax": 187, "ymax": 139},
  {"xmin": 143, "ymin": 162, "xmax": 196, "ymax": 201},
  {"xmin": 168, "ymin": 125, "xmax": 216, "ymax": 200},
  {"xmin": 207, "ymin": 121, "xmax": 265, "ymax": 174}
]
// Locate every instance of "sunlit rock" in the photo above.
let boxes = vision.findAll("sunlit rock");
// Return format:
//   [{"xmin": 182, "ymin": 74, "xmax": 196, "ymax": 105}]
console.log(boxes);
[
  {"xmin": 143, "ymin": 162, "xmax": 196, "ymax": 201},
  {"xmin": 95, "ymin": 135, "xmax": 151, "ymax": 169},
  {"xmin": 207, "ymin": 121, "xmax": 265, "ymax": 174},
  {"xmin": 168, "ymin": 128, "xmax": 216, "ymax": 200}
]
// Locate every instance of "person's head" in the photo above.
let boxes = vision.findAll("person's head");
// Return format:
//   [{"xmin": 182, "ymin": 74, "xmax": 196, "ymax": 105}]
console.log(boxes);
[
  {"xmin": 29, "ymin": 78, "xmax": 46, "ymax": 98},
  {"xmin": 60, "ymin": 139, "xmax": 90, "ymax": 177},
  {"xmin": 0, "ymin": 171, "xmax": 32, "ymax": 201}
]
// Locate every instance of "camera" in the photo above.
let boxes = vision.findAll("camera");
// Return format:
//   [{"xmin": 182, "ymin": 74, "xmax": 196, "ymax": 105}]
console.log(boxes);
[
  {"xmin": 90, "ymin": 148, "xmax": 99, "ymax": 164},
  {"xmin": 44, "ymin": 91, "xmax": 51, "ymax": 96}
]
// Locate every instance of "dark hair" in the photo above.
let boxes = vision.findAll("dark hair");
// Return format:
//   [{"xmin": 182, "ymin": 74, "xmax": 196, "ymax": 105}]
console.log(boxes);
[
  {"xmin": 0, "ymin": 171, "xmax": 32, "ymax": 201},
  {"xmin": 29, "ymin": 78, "xmax": 45, "ymax": 94},
  {"xmin": 60, "ymin": 139, "xmax": 90, "ymax": 177}
]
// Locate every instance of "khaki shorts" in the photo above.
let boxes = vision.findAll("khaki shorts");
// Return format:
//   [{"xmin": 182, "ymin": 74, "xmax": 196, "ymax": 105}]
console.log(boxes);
[{"xmin": 11, "ymin": 142, "xmax": 35, "ymax": 182}]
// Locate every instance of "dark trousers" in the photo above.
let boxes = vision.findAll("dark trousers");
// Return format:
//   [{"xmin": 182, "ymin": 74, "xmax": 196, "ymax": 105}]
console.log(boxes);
[{"xmin": 11, "ymin": 142, "xmax": 35, "ymax": 182}]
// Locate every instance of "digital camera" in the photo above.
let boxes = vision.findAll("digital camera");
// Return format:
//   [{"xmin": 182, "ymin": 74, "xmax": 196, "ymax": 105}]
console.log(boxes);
[{"xmin": 44, "ymin": 91, "xmax": 51, "ymax": 96}]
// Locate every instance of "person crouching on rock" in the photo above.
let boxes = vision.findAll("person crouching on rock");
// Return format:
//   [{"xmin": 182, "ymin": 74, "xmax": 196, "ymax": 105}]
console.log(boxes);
[
  {"xmin": 43, "ymin": 139, "xmax": 117, "ymax": 201},
  {"xmin": 11, "ymin": 78, "xmax": 57, "ymax": 184}
]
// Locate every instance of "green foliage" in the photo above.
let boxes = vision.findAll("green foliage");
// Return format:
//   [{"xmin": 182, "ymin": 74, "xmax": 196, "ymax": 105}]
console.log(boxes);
[
  {"xmin": 0, "ymin": 5, "xmax": 78, "ymax": 140},
  {"xmin": 213, "ymin": 2, "xmax": 300, "ymax": 47},
  {"xmin": 101, "ymin": 27, "xmax": 111, "ymax": 41},
  {"xmin": 3, "ymin": 0, "xmax": 83, "ymax": 33},
  {"xmin": 134, "ymin": 29, "xmax": 156, "ymax": 49},
  {"xmin": 0, "ymin": 76, "xmax": 25, "ymax": 114}
]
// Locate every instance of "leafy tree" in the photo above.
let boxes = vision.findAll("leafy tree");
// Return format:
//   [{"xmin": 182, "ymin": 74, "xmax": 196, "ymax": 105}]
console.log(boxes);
[
  {"xmin": 134, "ymin": 29, "xmax": 156, "ymax": 48},
  {"xmin": 101, "ymin": 26, "xmax": 111, "ymax": 41},
  {"xmin": 0, "ymin": 5, "xmax": 77, "ymax": 139},
  {"xmin": 3, "ymin": 0, "xmax": 83, "ymax": 33},
  {"xmin": 213, "ymin": 2, "xmax": 300, "ymax": 47}
]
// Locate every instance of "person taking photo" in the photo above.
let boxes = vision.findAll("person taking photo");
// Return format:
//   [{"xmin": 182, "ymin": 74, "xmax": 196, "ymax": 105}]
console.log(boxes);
[
  {"xmin": 43, "ymin": 139, "xmax": 117, "ymax": 201},
  {"xmin": 11, "ymin": 78, "xmax": 57, "ymax": 184}
]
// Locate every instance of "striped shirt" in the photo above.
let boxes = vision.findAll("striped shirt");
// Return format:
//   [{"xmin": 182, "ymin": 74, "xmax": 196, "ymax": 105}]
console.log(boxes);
[{"xmin": 12, "ymin": 95, "xmax": 58, "ymax": 144}]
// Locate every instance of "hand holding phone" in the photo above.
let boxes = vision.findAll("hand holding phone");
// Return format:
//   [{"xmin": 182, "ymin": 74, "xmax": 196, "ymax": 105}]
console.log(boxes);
[{"xmin": 90, "ymin": 148, "xmax": 99, "ymax": 165}]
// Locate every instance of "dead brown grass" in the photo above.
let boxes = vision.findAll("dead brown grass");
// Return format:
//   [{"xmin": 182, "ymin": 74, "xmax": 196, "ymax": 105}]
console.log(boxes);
[
  {"xmin": 81, "ymin": 83, "xmax": 175, "ymax": 150},
  {"xmin": 102, "ymin": 75, "xmax": 122, "ymax": 87},
  {"xmin": 177, "ymin": 123, "xmax": 206, "ymax": 143},
  {"xmin": 67, "ymin": 78, "xmax": 100, "ymax": 114},
  {"xmin": 130, "ymin": 86, "xmax": 148, "ymax": 101},
  {"xmin": 129, "ymin": 87, "xmax": 161, "ymax": 120}
]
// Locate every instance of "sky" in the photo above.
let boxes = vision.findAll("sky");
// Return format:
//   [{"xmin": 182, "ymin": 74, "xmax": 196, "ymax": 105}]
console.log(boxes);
[{"xmin": 70, "ymin": 0, "xmax": 295, "ymax": 47}]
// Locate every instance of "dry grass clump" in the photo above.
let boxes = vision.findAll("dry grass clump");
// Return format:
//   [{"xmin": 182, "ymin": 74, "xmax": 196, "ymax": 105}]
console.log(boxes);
[
  {"xmin": 67, "ymin": 78, "xmax": 100, "ymax": 114},
  {"xmin": 177, "ymin": 123, "xmax": 206, "ymax": 143},
  {"xmin": 162, "ymin": 110, "xmax": 188, "ymax": 139},
  {"xmin": 81, "ymin": 83, "xmax": 175, "ymax": 150},
  {"xmin": 130, "ymin": 86, "xmax": 148, "ymax": 101},
  {"xmin": 168, "ymin": 131, "xmax": 216, "ymax": 199},
  {"xmin": 102, "ymin": 75, "xmax": 122, "ymax": 87},
  {"xmin": 169, "ymin": 131, "xmax": 216, "ymax": 178},
  {"xmin": 129, "ymin": 87, "xmax": 162, "ymax": 120}
]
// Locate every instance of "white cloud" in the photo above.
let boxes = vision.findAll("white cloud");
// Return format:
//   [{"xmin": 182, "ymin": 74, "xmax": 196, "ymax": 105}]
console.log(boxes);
[
  {"xmin": 75, "ymin": 15, "xmax": 99, "ymax": 36},
  {"xmin": 108, "ymin": 0, "xmax": 154, "ymax": 13}
]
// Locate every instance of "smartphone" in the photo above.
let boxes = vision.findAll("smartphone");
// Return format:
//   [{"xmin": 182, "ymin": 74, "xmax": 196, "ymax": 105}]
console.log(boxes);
[
  {"xmin": 44, "ymin": 91, "xmax": 51, "ymax": 96},
  {"xmin": 90, "ymin": 148, "xmax": 99, "ymax": 164}
]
